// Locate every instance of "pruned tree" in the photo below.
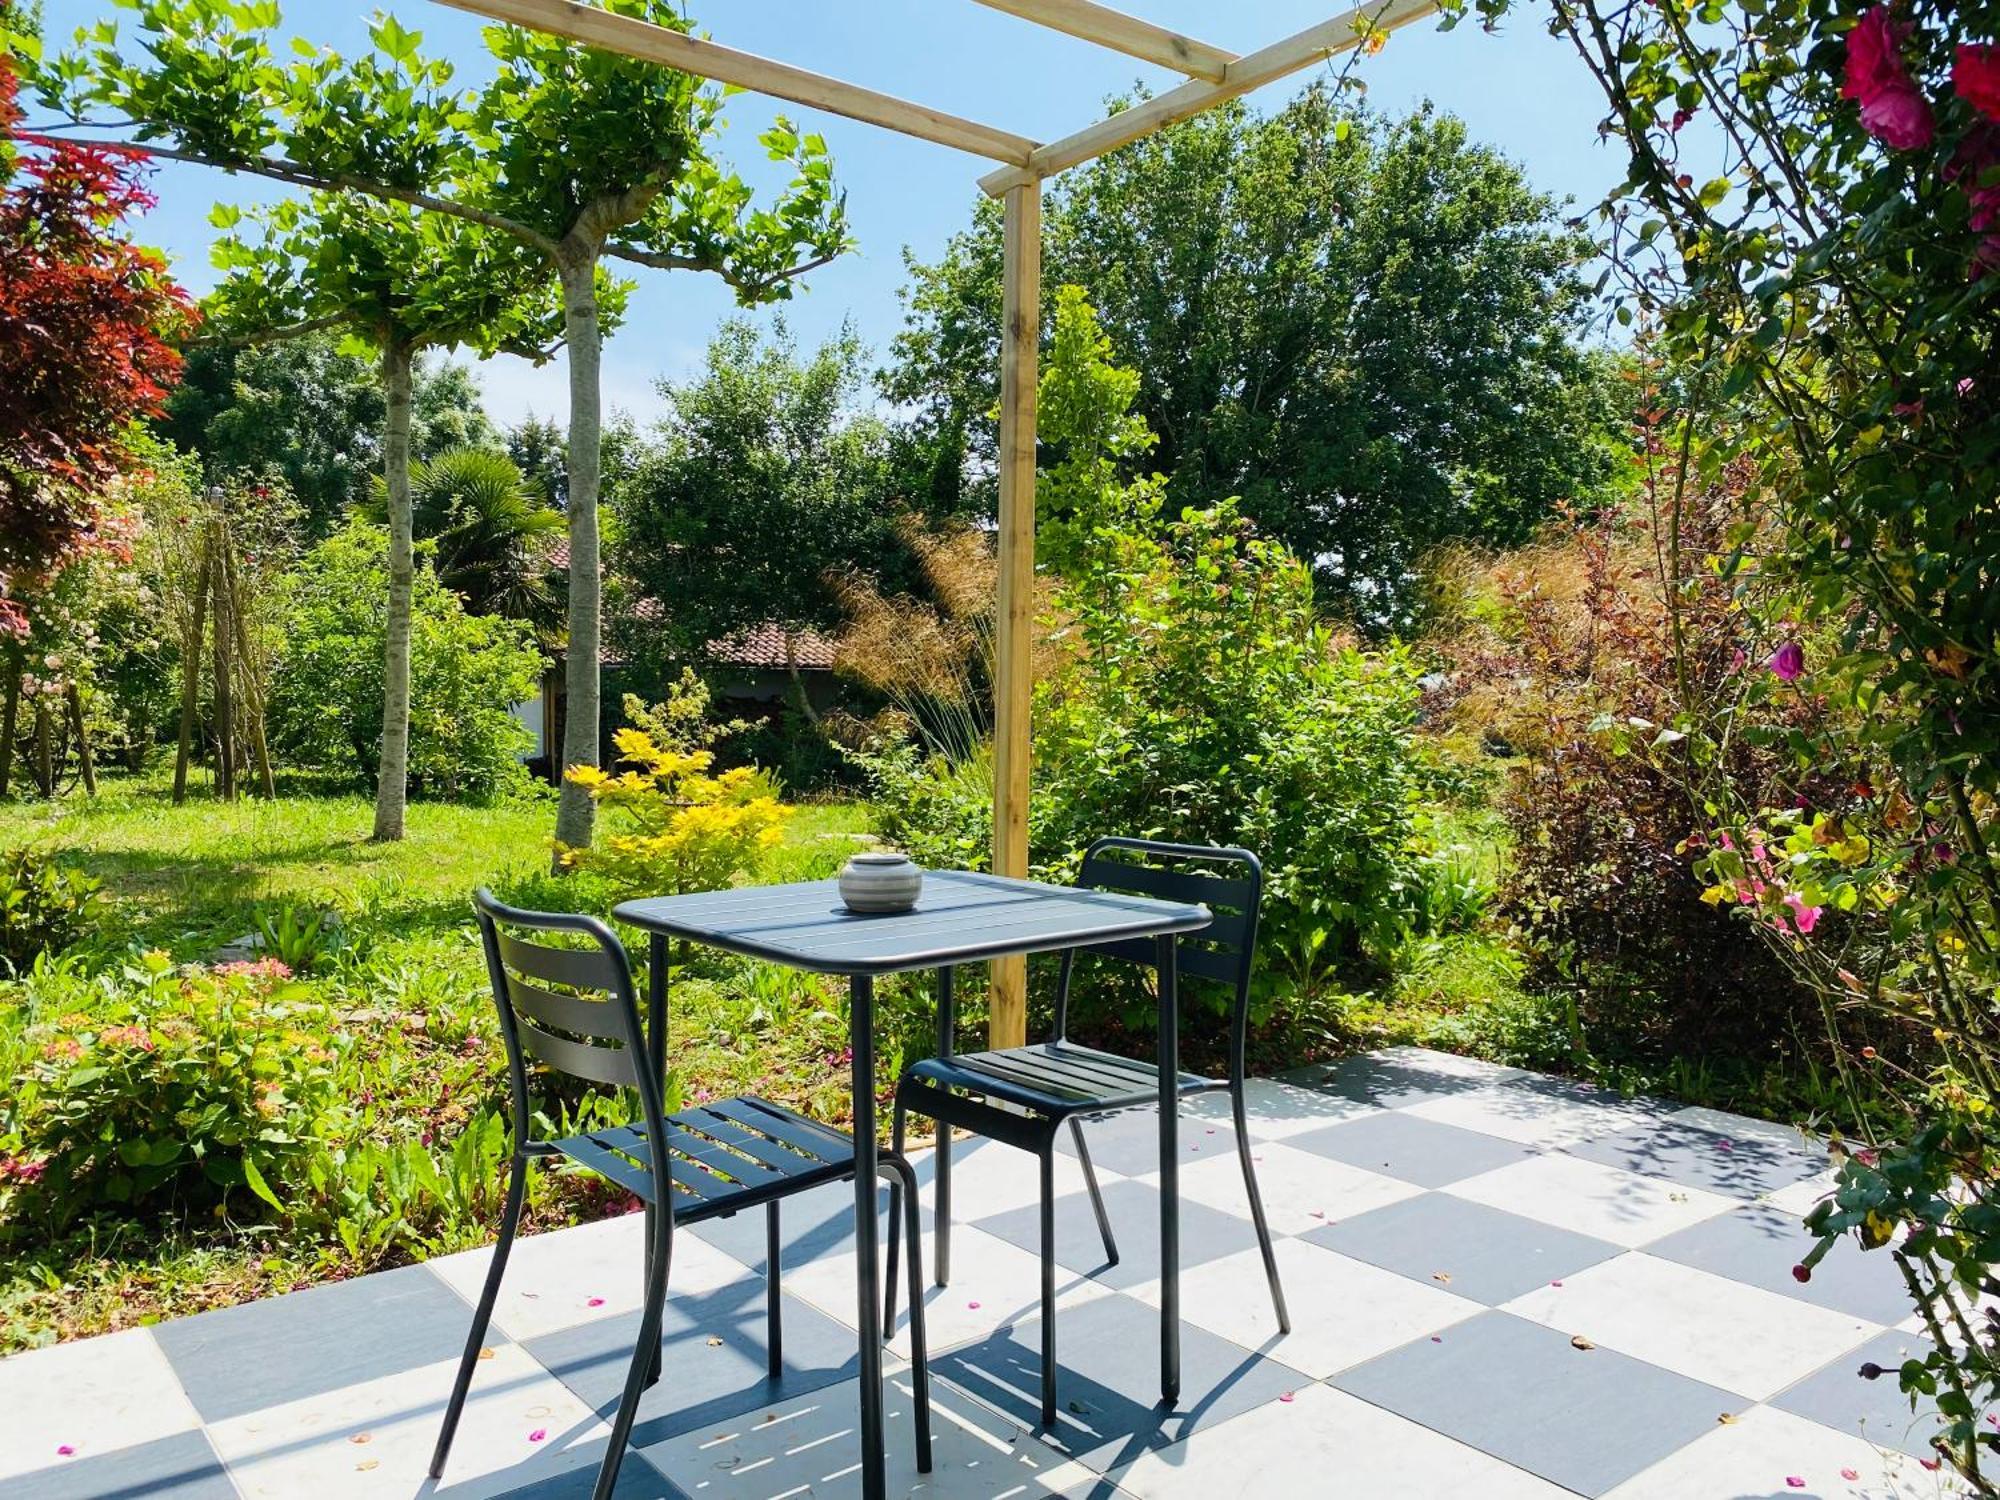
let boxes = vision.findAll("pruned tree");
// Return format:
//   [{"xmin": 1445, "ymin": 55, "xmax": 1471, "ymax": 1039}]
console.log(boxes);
[
  {"xmin": 206, "ymin": 191, "xmax": 575, "ymax": 838},
  {"xmin": 35, "ymin": 1, "xmax": 852, "ymax": 857}
]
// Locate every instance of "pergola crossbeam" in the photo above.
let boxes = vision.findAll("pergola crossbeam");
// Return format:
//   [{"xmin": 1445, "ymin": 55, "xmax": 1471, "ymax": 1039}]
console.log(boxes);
[
  {"xmin": 437, "ymin": 0, "xmax": 1042, "ymax": 165},
  {"xmin": 978, "ymin": 0, "xmax": 1441, "ymax": 195},
  {"xmin": 968, "ymin": 0, "xmax": 1236, "ymax": 82}
]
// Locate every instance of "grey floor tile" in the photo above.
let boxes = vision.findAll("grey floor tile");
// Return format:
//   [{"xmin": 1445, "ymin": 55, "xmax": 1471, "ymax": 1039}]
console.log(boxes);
[
  {"xmin": 1564, "ymin": 1120, "xmax": 1828, "ymax": 1199},
  {"xmin": 1052, "ymin": 1107, "xmax": 1243, "ymax": 1179},
  {"xmin": 1281, "ymin": 1052, "xmax": 1514, "ymax": 1109},
  {"xmin": 1332, "ymin": 1310, "xmax": 1737, "ymax": 1497},
  {"xmin": 1647, "ymin": 1202, "xmax": 1915, "ymax": 1325},
  {"xmin": 0, "ymin": 1429, "xmax": 236, "ymax": 1500},
  {"xmin": 478, "ymin": 1446, "xmax": 689, "ymax": 1499},
  {"xmin": 1286, "ymin": 1110, "xmax": 1535, "ymax": 1188},
  {"xmin": 525, "ymin": 1278, "xmax": 863, "ymax": 1448},
  {"xmin": 1769, "ymin": 1329, "xmax": 1959, "ymax": 1460},
  {"xmin": 972, "ymin": 1177, "xmax": 1264, "ymax": 1291},
  {"xmin": 1303, "ymin": 1191, "xmax": 1622, "ymax": 1304},
  {"xmin": 933, "ymin": 1290, "xmax": 1298, "ymax": 1471},
  {"xmin": 152, "ymin": 1262, "xmax": 478, "ymax": 1423}
]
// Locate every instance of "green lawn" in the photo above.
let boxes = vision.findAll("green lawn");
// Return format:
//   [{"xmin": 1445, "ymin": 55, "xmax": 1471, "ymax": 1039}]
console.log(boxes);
[{"xmin": 0, "ymin": 773, "xmax": 884, "ymax": 1351}]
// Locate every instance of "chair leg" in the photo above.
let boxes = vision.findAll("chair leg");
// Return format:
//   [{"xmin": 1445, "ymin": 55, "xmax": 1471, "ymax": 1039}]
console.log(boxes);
[
  {"xmin": 934, "ymin": 1116, "xmax": 952, "ymax": 1286},
  {"xmin": 1069, "ymin": 1117, "xmax": 1119, "ymax": 1267},
  {"xmin": 1038, "ymin": 1144, "xmax": 1058, "ymax": 1428},
  {"xmin": 1232, "ymin": 1084, "xmax": 1290, "ymax": 1334},
  {"xmin": 882, "ymin": 1157, "xmax": 934, "ymax": 1474},
  {"xmin": 642, "ymin": 1197, "xmax": 662, "ymax": 1388},
  {"xmin": 430, "ymin": 1153, "xmax": 528, "ymax": 1479},
  {"xmin": 882, "ymin": 1105, "xmax": 906, "ymax": 1343},
  {"xmin": 592, "ymin": 1205, "xmax": 674, "ymax": 1500},
  {"xmin": 765, "ymin": 1199, "xmax": 784, "ymax": 1380}
]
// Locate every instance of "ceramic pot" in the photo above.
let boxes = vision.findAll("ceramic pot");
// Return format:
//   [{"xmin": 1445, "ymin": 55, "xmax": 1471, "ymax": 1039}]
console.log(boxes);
[{"xmin": 838, "ymin": 852, "xmax": 923, "ymax": 913}]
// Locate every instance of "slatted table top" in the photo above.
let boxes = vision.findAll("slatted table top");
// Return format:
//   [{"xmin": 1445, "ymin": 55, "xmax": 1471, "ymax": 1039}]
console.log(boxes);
[{"xmin": 613, "ymin": 869, "xmax": 1210, "ymax": 976}]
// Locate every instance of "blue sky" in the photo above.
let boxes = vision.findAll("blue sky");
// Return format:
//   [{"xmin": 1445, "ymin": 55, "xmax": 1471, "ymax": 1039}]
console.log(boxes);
[{"xmin": 38, "ymin": 1, "xmax": 1623, "ymax": 426}]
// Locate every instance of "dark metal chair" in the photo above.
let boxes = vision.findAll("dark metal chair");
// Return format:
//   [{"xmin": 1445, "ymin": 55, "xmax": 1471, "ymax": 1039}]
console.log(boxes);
[
  {"xmin": 431, "ymin": 890, "xmax": 932, "ymax": 1500},
  {"xmin": 883, "ymin": 838, "xmax": 1287, "ymax": 1426}
]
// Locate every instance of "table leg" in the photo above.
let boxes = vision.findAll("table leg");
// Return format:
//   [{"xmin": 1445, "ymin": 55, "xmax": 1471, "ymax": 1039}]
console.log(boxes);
[
  {"xmin": 1156, "ymin": 933, "xmax": 1181, "ymax": 1406},
  {"xmin": 645, "ymin": 934, "xmax": 669, "ymax": 1389},
  {"xmin": 850, "ymin": 973, "xmax": 886, "ymax": 1500}
]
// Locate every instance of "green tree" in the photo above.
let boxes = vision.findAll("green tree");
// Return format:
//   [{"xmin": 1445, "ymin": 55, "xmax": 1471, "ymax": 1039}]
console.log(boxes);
[
  {"xmin": 206, "ymin": 191, "xmax": 569, "ymax": 840},
  {"xmin": 616, "ymin": 319, "xmax": 905, "ymax": 664},
  {"xmin": 40, "ymin": 0, "xmax": 851, "ymax": 857},
  {"xmin": 887, "ymin": 91, "xmax": 1623, "ymax": 625}
]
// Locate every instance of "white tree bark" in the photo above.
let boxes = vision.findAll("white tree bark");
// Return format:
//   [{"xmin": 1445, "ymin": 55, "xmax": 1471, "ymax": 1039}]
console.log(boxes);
[
  {"xmin": 372, "ymin": 337, "xmax": 416, "ymax": 843},
  {"xmin": 551, "ymin": 254, "xmax": 605, "ymax": 859}
]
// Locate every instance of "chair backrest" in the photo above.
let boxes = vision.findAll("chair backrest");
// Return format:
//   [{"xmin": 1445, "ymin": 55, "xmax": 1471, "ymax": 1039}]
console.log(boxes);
[
  {"xmin": 472, "ymin": 889, "xmax": 669, "ymax": 1158},
  {"xmin": 1057, "ymin": 838, "xmax": 1263, "ymax": 1068}
]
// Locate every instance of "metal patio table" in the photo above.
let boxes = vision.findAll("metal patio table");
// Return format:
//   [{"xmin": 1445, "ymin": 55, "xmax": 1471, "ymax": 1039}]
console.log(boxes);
[{"xmin": 614, "ymin": 869, "xmax": 1211, "ymax": 1500}]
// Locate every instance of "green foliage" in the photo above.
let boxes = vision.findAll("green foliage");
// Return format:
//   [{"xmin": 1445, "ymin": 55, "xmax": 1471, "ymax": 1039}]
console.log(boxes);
[
  {"xmin": 888, "ymin": 92, "xmax": 1624, "ymax": 626},
  {"xmin": 0, "ymin": 848, "xmax": 97, "ymax": 973},
  {"xmin": 252, "ymin": 903, "xmax": 331, "ymax": 974},
  {"xmin": 266, "ymin": 520, "xmax": 541, "ymax": 797},
  {"xmin": 0, "ymin": 951, "xmax": 338, "ymax": 1238},
  {"xmin": 368, "ymin": 446, "xmax": 564, "ymax": 634},
  {"xmin": 614, "ymin": 320, "xmax": 922, "ymax": 664}
]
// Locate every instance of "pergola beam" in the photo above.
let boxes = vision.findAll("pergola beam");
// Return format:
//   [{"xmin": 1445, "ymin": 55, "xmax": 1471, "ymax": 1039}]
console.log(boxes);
[
  {"xmin": 437, "ymin": 0, "xmax": 1041, "ymax": 166},
  {"xmin": 978, "ymin": 0, "xmax": 1440, "ymax": 195},
  {"xmin": 968, "ymin": 0, "xmax": 1236, "ymax": 83}
]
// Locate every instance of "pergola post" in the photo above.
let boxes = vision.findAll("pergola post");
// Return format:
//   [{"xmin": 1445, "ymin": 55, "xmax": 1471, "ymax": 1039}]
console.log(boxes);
[{"xmin": 988, "ymin": 176, "xmax": 1041, "ymax": 1049}]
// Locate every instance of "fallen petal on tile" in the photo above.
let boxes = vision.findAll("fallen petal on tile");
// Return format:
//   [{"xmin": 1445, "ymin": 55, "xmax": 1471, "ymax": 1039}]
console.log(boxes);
[
  {"xmin": 349, "ymin": 1433, "xmax": 372, "ymax": 1445},
  {"xmin": 586, "ymin": 1296, "xmax": 606, "ymax": 1307},
  {"xmin": 357, "ymin": 1459, "xmax": 379, "ymax": 1472},
  {"xmin": 1279, "ymin": 1391, "xmax": 1295, "ymax": 1403},
  {"xmin": 478, "ymin": 1346, "xmax": 496, "ymax": 1361},
  {"xmin": 1570, "ymin": 1334, "xmax": 1595, "ymax": 1351},
  {"xmin": 1786, "ymin": 1478, "xmax": 1805, "ymax": 1490},
  {"xmin": 528, "ymin": 1429, "xmax": 547, "ymax": 1443},
  {"xmin": 1841, "ymin": 1469, "xmax": 1860, "ymax": 1481},
  {"xmin": 967, "ymin": 1301, "xmax": 982, "ymax": 1310},
  {"xmin": 1432, "ymin": 1271, "xmax": 1452, "ymax": 1284},
  {"xmin": 1717, "ymin": 1413, "xmax": 1739, "ymax": 1425},
  {"xmin": 706, "ymin": 1336, "xmax": 724, "ymax": 1346},
  {"xmin": 55, "ymin": 1445, "xmax": 75, "ymax": 1458}
]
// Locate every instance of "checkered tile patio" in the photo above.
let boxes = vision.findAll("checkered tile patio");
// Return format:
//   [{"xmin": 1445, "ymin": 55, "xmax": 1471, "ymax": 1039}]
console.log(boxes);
[{"xmin": 1, "ymin": 1048, "xmax": 1980, "ymax": 1498}]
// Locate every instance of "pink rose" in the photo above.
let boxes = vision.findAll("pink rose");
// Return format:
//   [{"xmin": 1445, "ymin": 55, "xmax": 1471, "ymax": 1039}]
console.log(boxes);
[
  {"xmin": 1957, "ymin": 44, "xmax": 2000, "ymax": 123},
  {"xmin": 1843, "ymin": 8, "xmax": 1936, "ymax": 150}
]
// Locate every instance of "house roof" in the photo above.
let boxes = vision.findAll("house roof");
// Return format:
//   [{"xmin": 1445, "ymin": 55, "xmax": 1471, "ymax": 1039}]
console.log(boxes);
[{"xmin": 542, "ymin": 541, "xmax": 833, "ymax": 671}]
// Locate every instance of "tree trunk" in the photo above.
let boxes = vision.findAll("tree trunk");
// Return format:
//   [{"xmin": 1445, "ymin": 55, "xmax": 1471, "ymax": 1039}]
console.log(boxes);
[
  {"xmin": 210, "ymin": 519, "xmax": 236, "ymax": 800},
  {"xmin": 373, "ymin": 338, "xmax": 417, "ymax": 842},
  {"xmin": 551, "ymin": 254, "xmax": 605, "ymax": 864},
  {"xmin": 172, "ymin": 537, "xmax": 213, "ymax": 805},
  {"xmin": 33, "ymin": 697, "xmax": 52, "ymax": 797},
  {"xmin": 65, "ymin": 685, "xmax": 97, "ymax": 797},
  {"xmin": 0, "ymin": 649, "xmax": 18, "ymax": 798}
]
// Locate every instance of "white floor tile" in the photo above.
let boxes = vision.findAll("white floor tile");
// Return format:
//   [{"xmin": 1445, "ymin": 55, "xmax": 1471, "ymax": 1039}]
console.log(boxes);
[
  {"xmin": 1671, "ymin": 1105, "xmax": 1826, "ymax": 1153},
  {"xmin": 1125, "ymin": 1238, "xmax": 1478, "ymax": 1379},
  {"xmin": 0, "ymin": 1326, "xmax": 200, "ymax": 1479},
  {"xmin": 778, "ymin": 1222, "xmax": 1111, "ymax": 1357},
  {"xmin": 1370, "ymin": 1045, "xmax": 1529, "ymax": 1085},
  {"xmin": 1767, "ymin": 1169, "xmax": 1842, "ymax": 1218},
  {"xmin": 1602, "ymin": 1403, "xmax": 1969, "ymax": 1499},
  {"xmin": 926, "ymin": 1139, "xmax": 1110, "ymax": 1220},
  {"xmin": 638, "ymin": 1366, "xmax": 1103, "ymax": 1497},
  {"xmin": 1404, "ymin": 1082, "xmax": 1663, "ymax": 1149},
  {"xmin": 1504, "ymin": 1253, "xmax": 1884, "ymax": 1400},
  {"xmin": 1140, "ymin": 1139, "xmax": 1421, "ymax": 1236},
  {"xmin": 1183, "ymin": 1079, "xmax": 1383, "ymax": 1139},
  {"xmin": 1447, "ymin": 1152, "xmax": 1740, "ymax": 1247},
  {"xmin": 1109, "ymin": 1383, "xmax": 1571, "ymax": 1499},
  {"xmin": 208, "ymin": 1341, "xmax": 609, "ymax": 1498},
  {"xmin": 427, "ymin": 1212, "xmax": 757, "ymax": 1341}
]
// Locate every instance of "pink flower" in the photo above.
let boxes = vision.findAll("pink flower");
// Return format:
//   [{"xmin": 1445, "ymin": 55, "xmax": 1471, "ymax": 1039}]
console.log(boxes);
[
  {"xmin": 1785, "ymin": 893, "xmax": 1823, "ymax": 935},
  {"xmin": 1768, "ymin": 642, "xmax": 1805, "ymax": 682},
  {"xmin": 1957, "ymin": 44, "xmax": 2000, "ymax": 123},
  {"xmin": 1843, "ymin": 8, "xmax": 1935, "ymax": 150}
]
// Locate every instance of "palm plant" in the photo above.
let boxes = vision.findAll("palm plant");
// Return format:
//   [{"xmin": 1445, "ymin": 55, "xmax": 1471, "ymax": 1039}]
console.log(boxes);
[{"xmin": 371, "ymin": 447, "xmax": 565, "ymax": 638}]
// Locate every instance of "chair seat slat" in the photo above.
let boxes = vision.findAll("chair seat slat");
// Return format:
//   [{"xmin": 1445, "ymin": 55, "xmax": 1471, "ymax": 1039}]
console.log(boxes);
[{"xmin": 704, "ymin": 1096, "xmax": 852, "ymax": 1164}]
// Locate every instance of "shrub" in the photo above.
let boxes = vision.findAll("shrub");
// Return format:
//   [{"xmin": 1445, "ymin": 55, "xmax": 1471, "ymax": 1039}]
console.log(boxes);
[
  {"xmin": 0, "ymin": 848, "xmax": 98, "ymax": 973},
  {"xmin": 560, "ymin": 725, "xmax": 791, "ymax": 898},
  {"xmin": 267, "ymin": 520, "xmax": 542, "ymax": 800},
  {"xmin": 0, "ymin": 951, "xmax": 340, "ymax": 1237}
]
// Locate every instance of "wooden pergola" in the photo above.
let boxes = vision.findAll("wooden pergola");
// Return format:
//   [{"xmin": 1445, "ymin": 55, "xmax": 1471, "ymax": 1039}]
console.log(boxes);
[{"xmin": 439, "ymin": 0, "xmax": 1439, "ymax": 1047}]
